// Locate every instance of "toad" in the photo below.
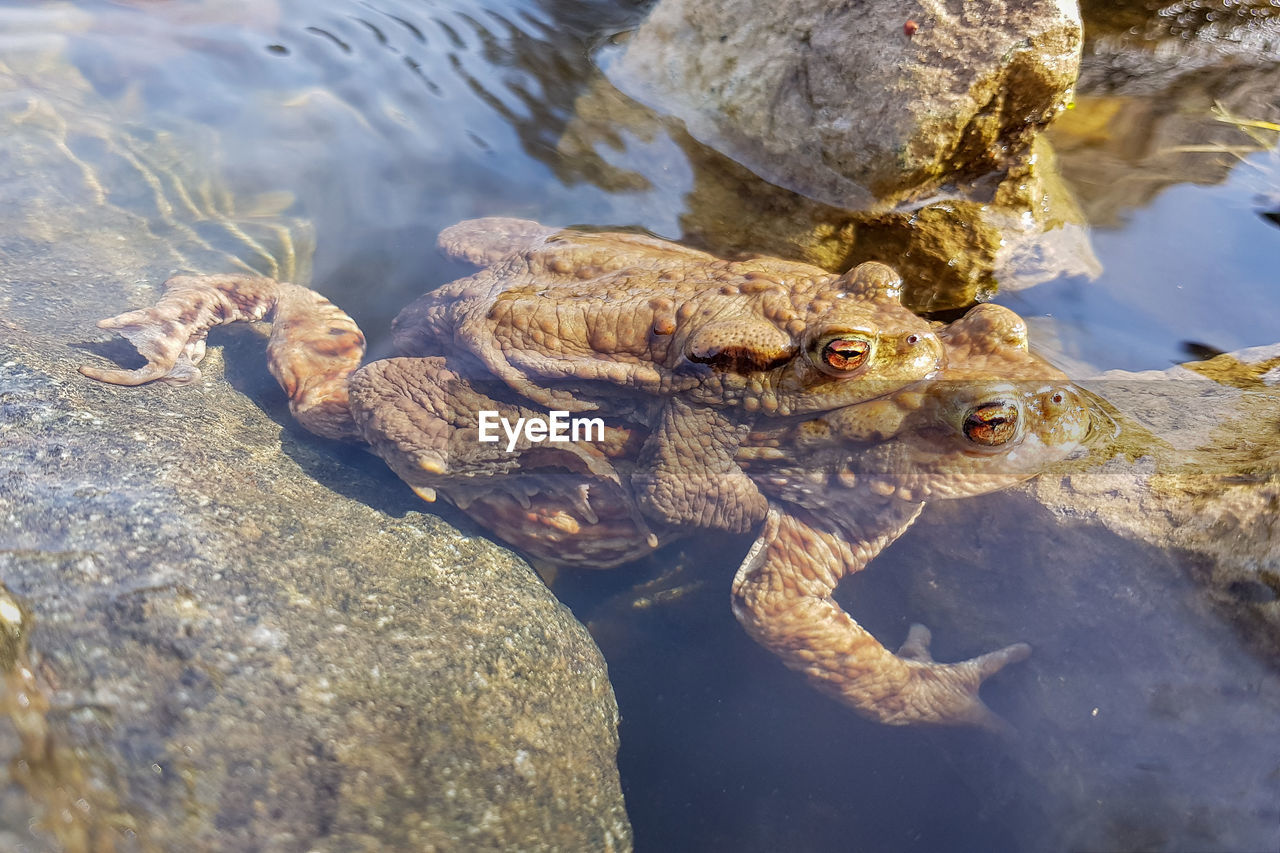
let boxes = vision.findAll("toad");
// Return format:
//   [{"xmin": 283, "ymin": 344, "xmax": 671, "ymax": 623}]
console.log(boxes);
[
  {"xmin": 80, "ymin": 221, "xmax": 941, "ymax": 533},
  {"xmin": 255, "ymin": 301, "xmax": 1094, "ymax": 727},
  {"xmin": 392, "ymin": 218, "xmax": 944, "ymax": 531},
  {"xmin": 729, "ymin": 304, "xmax": 1093, "ymax": 727}
]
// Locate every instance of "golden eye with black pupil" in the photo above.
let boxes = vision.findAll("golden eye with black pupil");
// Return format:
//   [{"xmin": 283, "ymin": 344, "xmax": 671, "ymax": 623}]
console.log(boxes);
[
  {"xmin": 817, "ymin": 337, "xmax": 871, "ymax": 373},
  {"xmin": 963, "ymin": 401, "xmax": 1019, "ymax": 446}
]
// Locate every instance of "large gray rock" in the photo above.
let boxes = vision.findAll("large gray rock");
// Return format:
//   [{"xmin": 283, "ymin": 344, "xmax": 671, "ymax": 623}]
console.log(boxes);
[
  {"xmin": 606, "ymin": 0, "xmax": 1083, "ymax": 208},
  {"xmin": 0, "ymin": 45, "xmax": 630, "ymax": 853}
]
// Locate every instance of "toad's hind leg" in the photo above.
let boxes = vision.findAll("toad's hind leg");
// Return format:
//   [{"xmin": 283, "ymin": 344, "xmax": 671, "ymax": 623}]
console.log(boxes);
[
  {"xmin": 80, "ymin": 274, "xmax": 365, "ymax": 440},
  {"xmin": 631, "ymin": 398, "xmax": 768, "ymax": 533},
  {"xmin": 731, "ymin": 506, "xmax": 1030, "ymax": 728},
  {"xmin": 349, "ymin": 356, "xmax": 625, "ymax": 501}
]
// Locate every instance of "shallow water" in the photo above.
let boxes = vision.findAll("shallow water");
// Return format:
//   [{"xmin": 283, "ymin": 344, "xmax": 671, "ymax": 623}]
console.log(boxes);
[
  {"xmin": 1, "ymin": 0, "xmax": 662, "ymax": 341},
  {"xmin": 7, "ymin": 0, "xmax": 1276, "ymax": 361},
  {"xmin": 2, "ymin": 0, "xmax": 1278, "ymax": 850},
  {"xmin": 1007, "ymin": 152, "xmax": 1280, "ymax": 370}
]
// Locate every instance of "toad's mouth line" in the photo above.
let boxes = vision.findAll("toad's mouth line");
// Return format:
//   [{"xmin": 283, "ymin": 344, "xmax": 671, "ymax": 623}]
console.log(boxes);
[{"xmin": 476, "ymin": 410, "xmax": 607, "ymax": 452}]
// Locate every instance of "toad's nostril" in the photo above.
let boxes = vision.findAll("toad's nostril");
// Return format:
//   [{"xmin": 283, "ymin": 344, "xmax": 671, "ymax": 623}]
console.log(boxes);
[{"xmin": 906, "ymin": 334, "xmax": 919, "ymax": 345}]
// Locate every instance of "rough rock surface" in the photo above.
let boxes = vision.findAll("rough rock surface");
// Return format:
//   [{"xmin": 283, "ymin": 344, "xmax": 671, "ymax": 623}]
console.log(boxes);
[
  {"xmin": 677, "ymin": 132, "xmax": 1100, "ymax": 310},
  {"xmin": 606, "ymin": 0, "xmax": 1083, "ymax": 208},
  {"xmin": 0, "ymin": 55, "xmax": 630, "ymax": 853}
]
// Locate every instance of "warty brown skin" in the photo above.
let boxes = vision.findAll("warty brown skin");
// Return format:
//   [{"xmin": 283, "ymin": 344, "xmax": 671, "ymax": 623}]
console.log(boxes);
[
  {"xmin": 392, "ymin": 218, "xmax": 944, "ymax": 532},
  {"xmin": 348, "ymin": 355, "xmax": 674, "ymax": 569},
  {"xmin": 403, "ymin": 218, "xmax": 942, "ymax": 418},
  {"xmin": 80, "ymin": 219, "xmax": 944, "ymax": 535},
  {"xmin": 729, "ymin": 305, "xmax": 1093, "ymax": 727}
]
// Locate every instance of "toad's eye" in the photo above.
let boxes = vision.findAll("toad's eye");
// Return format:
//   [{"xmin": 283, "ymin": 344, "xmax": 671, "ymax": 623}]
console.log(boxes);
[
  {"xmin": 815, "ymin": 336, "xmax": 872, "ymax": 374},
  {"xmin": 963, "ymin": 401, "xmax": 1019, "ymax": 446}
]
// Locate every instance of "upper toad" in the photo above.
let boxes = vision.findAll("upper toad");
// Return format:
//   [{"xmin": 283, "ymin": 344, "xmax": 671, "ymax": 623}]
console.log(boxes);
[{"xmin": 394, "ymin": 218, "xmax": 943, "ymax": 531}]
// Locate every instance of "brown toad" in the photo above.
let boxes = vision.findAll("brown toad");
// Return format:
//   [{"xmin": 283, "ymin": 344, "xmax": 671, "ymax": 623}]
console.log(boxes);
[
  {"xmin": 394, "ymin": 218, "xmax": 943, "ymax": 531},
  {"xmin": 80, "ymin": 220, "xmax": 941, "ymax": 533},
  {"xmin": 343, "ymin": 304, "xmax": 1094, "ymax": 727}
]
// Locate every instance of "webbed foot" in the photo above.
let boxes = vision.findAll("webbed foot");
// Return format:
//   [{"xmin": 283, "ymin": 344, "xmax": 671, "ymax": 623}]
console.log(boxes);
[
  {"xmin": 890, "ymin": 623, "xmax": 1030, "ymax": 731},
  {"xmin": 80, "ymin": 275, "xmax": 283, "ymax": 386},
  {"xmin": 82, "ymin": 274, "xmax": 366, "ymax": 440},
  {"xmin": 731, "ymin": 506, "xmax": 1031, "ymax": 728}
]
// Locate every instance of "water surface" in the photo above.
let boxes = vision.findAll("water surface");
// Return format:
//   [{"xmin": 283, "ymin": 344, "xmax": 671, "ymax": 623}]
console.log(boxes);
[{"xmin": 2, "ymin": 0, "xmax": 1278, "ymax": 850}]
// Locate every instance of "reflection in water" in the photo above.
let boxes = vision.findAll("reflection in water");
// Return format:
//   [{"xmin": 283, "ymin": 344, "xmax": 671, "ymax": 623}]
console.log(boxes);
[
  {"xmin": 1081, "ymin": 0, "xmax": 1280, "ymax": 42},
  {"xmin": 3, "ymin": 0, "xmax": 658, "ymax": 352},
  {"xmin": 1062, "ymin": 0, "xmax": 1280, "ymax": 227},
  {"xmin": 1014, "ymin": 0, "xmax": 1280, "ymax": 371}
]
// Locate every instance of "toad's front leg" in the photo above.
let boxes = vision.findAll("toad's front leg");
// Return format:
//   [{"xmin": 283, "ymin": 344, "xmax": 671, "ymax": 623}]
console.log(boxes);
[
  {"xmin": 80, "ymin": 274, "xmax": 365, "ymax": 440},
  {"xmin": 730, "ymin": 505, "xmax": 1030, "ymax": 728},
  {"xmin": 632, "ymin": 398, "xmax": 768, "ymax": 533}
]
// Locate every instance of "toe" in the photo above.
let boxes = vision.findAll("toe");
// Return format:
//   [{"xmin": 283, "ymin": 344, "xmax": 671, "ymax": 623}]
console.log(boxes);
[
  {"xmin": 896, "ymin": 623, "xmax": 935, "ymax": 662},
  {"xmin": 973, "ymin": 641, "xmax": 1032, "ymax": 679}
]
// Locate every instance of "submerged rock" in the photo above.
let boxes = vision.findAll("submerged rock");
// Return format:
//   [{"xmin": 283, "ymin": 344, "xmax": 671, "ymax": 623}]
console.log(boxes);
[
  {"xmin": 679, "ymin": 133, "xmax": 1100, "ymax": 311},
  {"xmin": 605, "ymin": 0, "xmax": 1083, "ymax": 209},
  {"xmin": 0, "ymin": 46, "xmax": 630, "ymax": 852}
]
